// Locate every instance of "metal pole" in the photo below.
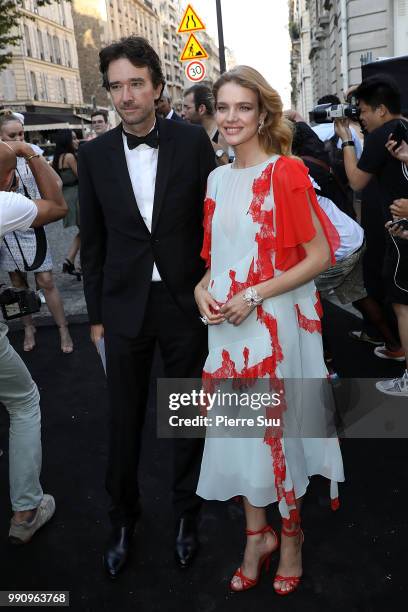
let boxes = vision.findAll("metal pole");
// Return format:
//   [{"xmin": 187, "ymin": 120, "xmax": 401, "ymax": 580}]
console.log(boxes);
[{"xmin": 216, "ymin": 0, "xmax": 226, "ymax": 73}]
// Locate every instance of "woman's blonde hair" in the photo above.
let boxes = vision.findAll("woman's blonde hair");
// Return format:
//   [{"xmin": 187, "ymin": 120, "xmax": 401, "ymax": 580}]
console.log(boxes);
[{"xmin": 213, "ymin": 65, "xmax": 293, "ymax": 156}]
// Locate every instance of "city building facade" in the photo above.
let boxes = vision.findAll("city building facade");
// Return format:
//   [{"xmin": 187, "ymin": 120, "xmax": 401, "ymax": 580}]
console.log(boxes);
[
  {"xmin": 72, "ymin": 0, "xmax": 163, "ymax": 107},
  {"xmin": 72, "ymin": 0, "xmax": 221, "ymax": 111},
  {"xmin": 0, "ymin": 0, "xmax": 85, "ymax": 131},
  {"xmin": 290, "ymin": 0, "xmax": 408, "ymax": 116},
  {"xmin": 0, "ymin": 1, "xmax": 224, "ymax": 125}
]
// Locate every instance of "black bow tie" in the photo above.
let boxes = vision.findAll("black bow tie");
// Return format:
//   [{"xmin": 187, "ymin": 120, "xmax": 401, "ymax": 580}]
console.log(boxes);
[{"xmin": 124, "ymin": 127, "xmax": 159, "ymax": 150}]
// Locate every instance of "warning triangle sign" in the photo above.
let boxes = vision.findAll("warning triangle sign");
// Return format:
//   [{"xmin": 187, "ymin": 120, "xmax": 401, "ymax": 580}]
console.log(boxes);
[
  {"xmin": 180, "ymin": 33, "xmax": 208, "ymax": 62},
  {"xmin": 177, "ymin": 4, "xmax": 205, "ymax": 33}
]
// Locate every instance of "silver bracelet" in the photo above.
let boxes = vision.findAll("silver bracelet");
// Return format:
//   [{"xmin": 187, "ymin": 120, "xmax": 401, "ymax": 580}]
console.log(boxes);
[{"xmin": 243, "ymin": 287, "xmax": 263, "ymax": 308}]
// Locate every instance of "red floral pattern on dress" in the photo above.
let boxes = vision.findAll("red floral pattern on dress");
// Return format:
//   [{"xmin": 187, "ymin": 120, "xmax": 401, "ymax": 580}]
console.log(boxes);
[
  {"xmin": 331, "ymin": 497, "xmax": 340, "ymax": 511},
  {"xmin": 200, "ymin": 197, "xmax": 216, "ymax": 268},
  {"xmin": 248, "ymin": 164, "xmax": 276, "ymax": 282},
  {"xmin": 295, "ymin": 304, "xmax": 322, "ymax": 334}
]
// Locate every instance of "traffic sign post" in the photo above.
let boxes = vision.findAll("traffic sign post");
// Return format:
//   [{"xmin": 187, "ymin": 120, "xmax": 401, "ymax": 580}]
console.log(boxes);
[
  {"xmin": 178, "ymin": 4, "xmax": 208, "ymax": 70},
  {"xmin": 179, "ymin": 33, "xmax": 209, "ymax": 62},
  {"xmin": 185, "ymin": 61, "xmax": 206, "ymax": 82},
  {"xmin": 178, "ymin": 4, "xmax": 205, "ymax": 33}
]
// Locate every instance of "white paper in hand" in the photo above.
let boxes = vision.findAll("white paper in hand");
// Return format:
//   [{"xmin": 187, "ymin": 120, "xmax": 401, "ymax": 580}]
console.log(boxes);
[{"xmin": 96, "ymin": 337, "xmax": 106, "ymax": 375}]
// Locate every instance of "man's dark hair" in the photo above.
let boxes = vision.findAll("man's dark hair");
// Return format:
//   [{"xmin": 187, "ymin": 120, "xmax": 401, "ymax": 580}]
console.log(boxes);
[
  {"xmin": 184, "ymin": 84, "xmax": 214, "ymax": 115},
  {"xmin": 91, "ymin": 109, "xmax": 108, "ymax": 122},
  {"xmin": 317, "ymin": 94, "xmax": 341, "ymax": 105},
  {"xmin": 99, "ymin": 36, "xmax": 165, "ymax": 94},
  {"xmin": 355, "ymin": 74, "xmax": 401, "ymax": 114}
]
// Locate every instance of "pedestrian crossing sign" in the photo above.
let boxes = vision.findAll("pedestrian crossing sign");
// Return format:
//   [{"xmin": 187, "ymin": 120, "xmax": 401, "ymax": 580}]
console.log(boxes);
[
  {"xmin": 180, "ymin": 33, "xmax": 208, "ymax": 62},
  {"xmin": 177, "ymin": 4, "xmax": 205, "ymax": 33}
]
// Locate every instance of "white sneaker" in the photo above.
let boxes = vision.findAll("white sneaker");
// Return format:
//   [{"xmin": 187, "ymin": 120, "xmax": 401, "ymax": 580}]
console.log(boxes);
[
  {"xmin": 375, "ymin": 371, "xmax": 408, "ymax": 397},
  {"xmin": 9, "ymin": 494, "xmax": 56, "ymax": 544}
]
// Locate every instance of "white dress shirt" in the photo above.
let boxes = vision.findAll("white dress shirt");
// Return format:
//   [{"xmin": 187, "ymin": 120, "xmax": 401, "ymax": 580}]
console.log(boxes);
[
  {"xmin": 122, "ymin": 129, "xmax": 161, "ymax": 281},
  {"xmin": 165, "ymin": 109, "xmax": 175, "ymax": 120},
  {"xmin": 311, "ymin": 178, "xmax": 364, "ymax": 261}
]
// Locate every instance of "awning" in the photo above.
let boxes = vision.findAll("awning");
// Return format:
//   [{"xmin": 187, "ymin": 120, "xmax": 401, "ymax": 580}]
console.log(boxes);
[{"xmin": 23, "ymin": 112, "xmax": 91, "ymax": 132}]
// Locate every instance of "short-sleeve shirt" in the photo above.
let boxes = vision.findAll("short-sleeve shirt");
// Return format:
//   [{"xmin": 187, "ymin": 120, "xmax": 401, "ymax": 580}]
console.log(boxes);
[
  {"xmin": 0, "ymin": 191, "xmax": 37, "ymax": 335},
  {"xmin": 0, "ymin": 191, "xmax": 37, "ymax": 243},
  {"xmin": 357, "ymin": 119, "xmax": 408, "ymax": 220}
]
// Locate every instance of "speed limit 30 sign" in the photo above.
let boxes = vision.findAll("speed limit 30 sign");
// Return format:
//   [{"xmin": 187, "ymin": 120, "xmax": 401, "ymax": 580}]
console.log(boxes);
[{"xmin": 185, "ymin": 60, "xmax": 206, "ymax": 82}]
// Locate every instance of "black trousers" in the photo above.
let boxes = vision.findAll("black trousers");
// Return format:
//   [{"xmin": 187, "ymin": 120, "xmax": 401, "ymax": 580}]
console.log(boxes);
[{"xmin": 104, "ymin": 282, "xmax": 207, "ymax": 527}]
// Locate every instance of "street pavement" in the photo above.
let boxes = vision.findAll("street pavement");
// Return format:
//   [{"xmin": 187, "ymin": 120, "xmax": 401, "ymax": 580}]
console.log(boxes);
[
  {"xmin": 0, "ymin": 220, "xmax": 87, "ymax": 320},
  {"xmin": 1, "ymin": 302, "xmax": 407, "ymax": 611}
]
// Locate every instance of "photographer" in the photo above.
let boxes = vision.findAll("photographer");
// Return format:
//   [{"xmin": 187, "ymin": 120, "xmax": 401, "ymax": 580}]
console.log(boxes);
[
  {"xmin": 335, "ymin": 75, "xmax": 408, "ymax": 396},
  {"xmin": 0, "ymin": 139, "xmax": 67, "ymax": 542}
]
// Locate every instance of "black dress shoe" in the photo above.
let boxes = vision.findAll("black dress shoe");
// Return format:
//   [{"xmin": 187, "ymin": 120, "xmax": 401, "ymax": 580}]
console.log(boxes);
[
  {"xmin": 175, "ymin": 516, "xmax": 199, "ymax": 569},
  {"xmin": 103, "ymin": 525, "xmax": 134, "ymax": 579}
]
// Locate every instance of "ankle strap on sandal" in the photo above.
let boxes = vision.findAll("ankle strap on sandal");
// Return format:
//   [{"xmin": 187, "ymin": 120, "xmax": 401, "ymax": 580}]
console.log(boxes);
[{"xmin": 245, "ymin": 524, "xmax": 273, "ymax": 536}]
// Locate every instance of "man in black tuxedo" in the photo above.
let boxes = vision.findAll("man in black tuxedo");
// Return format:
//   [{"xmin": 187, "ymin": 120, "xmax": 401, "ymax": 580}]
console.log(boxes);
[{"xmin": 78, "ymin": 37, "xmax": 215, "ymax": 578}]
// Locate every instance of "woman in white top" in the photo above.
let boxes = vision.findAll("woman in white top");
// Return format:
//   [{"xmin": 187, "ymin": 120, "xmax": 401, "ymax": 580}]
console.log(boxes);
[{"xmin": 0, "ymin": 114, "xmax": 73, "ymax": 353}]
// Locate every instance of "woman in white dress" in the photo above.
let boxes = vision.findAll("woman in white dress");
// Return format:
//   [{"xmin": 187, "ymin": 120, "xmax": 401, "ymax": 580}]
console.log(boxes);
[
  {"xmin": 0, "ymin": 114, "xmax": 73, "ymax": 353},
  {"xmin": 194, "ymin": 66, "xmax": 344, "ymax": 595}
]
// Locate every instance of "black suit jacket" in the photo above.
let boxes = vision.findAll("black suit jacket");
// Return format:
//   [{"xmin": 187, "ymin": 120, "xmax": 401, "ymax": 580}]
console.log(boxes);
[
  {"xmin": 78, "ymin": 117, "xmax": 216, "ymax": 337},
  {"xmin": 169, "ymin": 110, "xmax": 183, "ymax": 122}
]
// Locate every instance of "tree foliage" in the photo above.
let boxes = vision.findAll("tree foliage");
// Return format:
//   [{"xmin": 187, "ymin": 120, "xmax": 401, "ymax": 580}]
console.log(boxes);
[{"xmin": 0, "ymin": 1, "xmax": 57, "ymax": 72}]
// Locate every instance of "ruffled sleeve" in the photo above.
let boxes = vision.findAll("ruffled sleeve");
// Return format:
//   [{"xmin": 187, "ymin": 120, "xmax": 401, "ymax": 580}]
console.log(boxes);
[
  {"xmin": 200, "ymin": 170, "xmax": 217, "ymax": 268},
  {"xmin": 272, "ymin": 157, "xmax": 339, "ymax": 271}
]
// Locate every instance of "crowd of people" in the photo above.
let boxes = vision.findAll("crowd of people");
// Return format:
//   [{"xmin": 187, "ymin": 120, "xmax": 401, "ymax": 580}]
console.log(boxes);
[{"xmin": 0, "ymin": 34, "xmax": 407, "ymax": 599}]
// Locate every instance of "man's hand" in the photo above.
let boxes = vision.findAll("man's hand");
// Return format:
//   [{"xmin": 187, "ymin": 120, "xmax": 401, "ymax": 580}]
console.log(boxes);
[
  {"xmin": 283, "ymin": 109, "xmax": 305, "ymax": 123},
  {"xmin": 344, "ymin": 85, "xmax": 358, "ymax": 102},
  {"xmin": 90, "ymin": 324, "xmax": 104, "ymax": 345},
  {"xmin": 390, "ymin": 198, "xmax": 408, "ymax": 219},
  {"xmin": 211, "ymin": 141, "xmax": 229, "ymax": 165},
  {"xmin": 334, "ymin": 118, "xmax": 352, "ymax": 141},
  {"xmin": 385, "ymin": 136, "xmax": 408, "ymax": 164},
  {"xmin": 386, "ymin": 220, "xmax": 408, "ymax": 241}
]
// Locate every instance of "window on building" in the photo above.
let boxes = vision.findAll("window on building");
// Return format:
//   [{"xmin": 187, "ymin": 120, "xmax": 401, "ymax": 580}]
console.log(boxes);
[
  {"xmin": 53, "ymin": 35, "xmax": 61, "ymax": 64},
  {"xmin": 37, "ymin": 28, "xmax": 44, "ymax": 60},
  {"xmin": 30, "ymin": 71, "xmax": 38, "ymax": 100},
  {"xmin": 0, "ymin": 69, "xmax": 17, "ymax": 101},
  {"xmin": 59, "ymin": 1, "xmax": 66, "ymax": 26},
  {"xmin": 47, "ymin": 33, "xmax": 54, "ymax": 62},
  {"xmin": 60, "ymin": 77, "xmax": 68, "ymax": 103},
  {"xmin": 65, "ymin": 39, "xmax": 72, "ymax": 67},
  {"xmin": 40, "ymin": 73, "xmax": 48, "ymax": 101},
  {"xmin": 24, "ymin": 25, "xmax": 32, "ymax": 57}
]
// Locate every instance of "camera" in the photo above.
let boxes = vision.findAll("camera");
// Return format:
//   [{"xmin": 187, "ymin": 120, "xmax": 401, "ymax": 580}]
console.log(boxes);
[
  {"xmin": 309, "ymin": 102, "xmax": 360, "ymax": 125},
  {"xmin": 0, "ymin": 286, "xmax": 41, "ymax": 321}
]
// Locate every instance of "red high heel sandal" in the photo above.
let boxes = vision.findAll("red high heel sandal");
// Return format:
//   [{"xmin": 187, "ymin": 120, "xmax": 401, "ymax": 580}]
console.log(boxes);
[
  {"xmin": 273, "ymin": 523, "xmax": 304, "ymax": 596},
  {"xmin": 230, "ymin": 525, "xmax": 279, "ymax": 592}
]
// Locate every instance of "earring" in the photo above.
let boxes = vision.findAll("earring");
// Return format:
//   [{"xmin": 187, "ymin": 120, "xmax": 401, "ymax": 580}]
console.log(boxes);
[{"xmin": 258, "ymin": 120, "xmax": 264, "ymax": 134}]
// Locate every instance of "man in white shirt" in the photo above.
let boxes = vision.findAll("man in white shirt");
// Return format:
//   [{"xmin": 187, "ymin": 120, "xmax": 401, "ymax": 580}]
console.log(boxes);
[
  {"xmin": 312, "ymin": 178, "xmax": 367, "ymax": 304},
  {"xmin": 0, "ymin": 139, "xmax": 67, "ymax": 543}
]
